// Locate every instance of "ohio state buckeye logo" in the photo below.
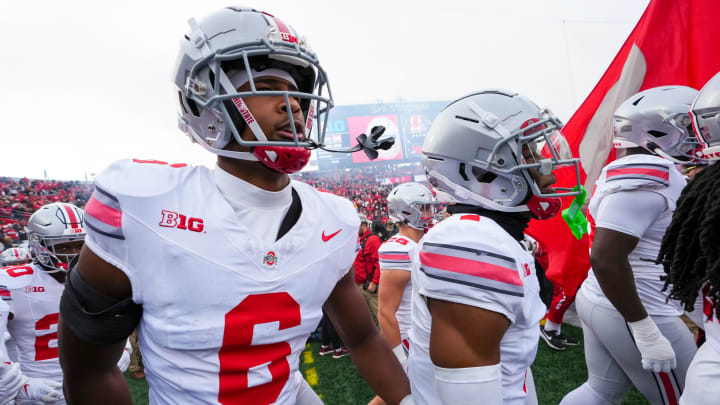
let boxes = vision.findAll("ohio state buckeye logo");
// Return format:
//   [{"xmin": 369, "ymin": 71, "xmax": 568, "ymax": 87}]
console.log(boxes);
[{"xmin": 263, "ymin": 251, "xmax": 278, "ymax": 268}]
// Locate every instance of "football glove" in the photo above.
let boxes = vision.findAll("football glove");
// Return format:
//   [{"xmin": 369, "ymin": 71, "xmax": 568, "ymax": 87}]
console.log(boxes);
[
  {"xmin": 17, "ymin": 377, "xmax": 64, "ymax": 403},
  {"xmin": 0, "ymin": 362, "xmax": 23, "ymax": 404},
  {"xmin": 628, "ymin": 316, "xmax": 677, "ymax": 373}
]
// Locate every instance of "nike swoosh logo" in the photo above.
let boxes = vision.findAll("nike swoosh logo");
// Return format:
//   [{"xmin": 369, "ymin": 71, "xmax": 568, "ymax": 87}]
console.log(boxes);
[{"xmin": 322, "ymin": 229, "xmax": 341, "ymax": 242}]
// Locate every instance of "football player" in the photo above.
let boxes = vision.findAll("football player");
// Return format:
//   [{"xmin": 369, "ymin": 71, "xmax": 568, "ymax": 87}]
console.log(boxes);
[
  {"xmin": 409, "ymin": 90, "xmax": 581, "ymax": 404},
  {"xmin": 0, "ymin": 288, "xmax": 24, "ymax": 404},
  {"xmin": 369, "ymin": 182, "xmax": 435, "ymax": 405},
  {"xmin": 560, "ymin": 86, "xmax": 703, "ymax": 405},
  {"xmin": 0, "ymin": 246, "xmax": 32, "ymax": 267},
  {"xmin": 58, "ymin": 7, "xmax": 411, "ymax": 405},
  {"xmin": 659, "ymin": 71, "xmax": 720, "ymax": 405},
  {"xmin": 0, "ymin": 203, "xmax": 131, "ymax": 405}
]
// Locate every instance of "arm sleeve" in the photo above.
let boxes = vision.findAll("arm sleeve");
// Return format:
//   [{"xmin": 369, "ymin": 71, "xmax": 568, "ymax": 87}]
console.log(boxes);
[{"xmin": 594, "ymin": 190, "xmax": 666, "ymax": 238}]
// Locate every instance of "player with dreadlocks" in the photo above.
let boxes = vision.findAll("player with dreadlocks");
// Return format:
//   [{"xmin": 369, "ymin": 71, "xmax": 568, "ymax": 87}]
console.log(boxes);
[{"xmin": 659, "ymin": 71, "xmax": 720, "ymax": 405}]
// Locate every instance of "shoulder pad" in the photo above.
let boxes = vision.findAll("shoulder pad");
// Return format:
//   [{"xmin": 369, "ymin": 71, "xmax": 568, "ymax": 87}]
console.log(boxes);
[
  {"xmin": 295, "ymin": 181, "xmax": 360, "ymax": 230},
  {"xmin": 0, "ymin": 264, "xmax": 37, "ymax": 290},
  {"xmin": 94, "ymin": 159, "xmax": 198, "ymax": 199},
  {"xmin": 602, "ymin": 158, "xmax": 672, "ymax": 190}
]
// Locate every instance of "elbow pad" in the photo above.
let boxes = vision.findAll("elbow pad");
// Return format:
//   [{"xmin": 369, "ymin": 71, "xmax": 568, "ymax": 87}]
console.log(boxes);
[
  {"xmin": 434, "ymin": 363, "xmax": 502, "ymax": 405},
  {"xmin": 59, "ymin": 264, "xmax": 142, "ymax": 345}
]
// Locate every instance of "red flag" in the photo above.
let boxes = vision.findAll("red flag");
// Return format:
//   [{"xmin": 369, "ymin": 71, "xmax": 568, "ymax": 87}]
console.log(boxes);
[{"xmin": 527, "ymin": 0, "xmax": 720, "ymax": 296}]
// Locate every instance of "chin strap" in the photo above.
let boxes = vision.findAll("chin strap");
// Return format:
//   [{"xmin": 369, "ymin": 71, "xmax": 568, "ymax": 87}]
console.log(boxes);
[{"xmin": 526, "ymin": 195, "xmax": 562, "ymax": 219}]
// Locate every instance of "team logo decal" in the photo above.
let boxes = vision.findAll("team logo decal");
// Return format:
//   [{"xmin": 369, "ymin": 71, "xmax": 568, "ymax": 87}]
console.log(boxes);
[{"xmin": 263, "ymin": 251, "xmax": 278, "ymax": 268}]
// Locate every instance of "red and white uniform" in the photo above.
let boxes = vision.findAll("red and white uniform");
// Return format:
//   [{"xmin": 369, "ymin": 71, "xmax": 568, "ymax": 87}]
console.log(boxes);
[
  {"xmin": 83, "ymin": 159, "xmax": 358, "ymax": 405},
  {"xmin": 563, "ymin": 155, "xmax": 696, "ymax": 405},
  {"xmin": 0, "ymin": 294, "xmax": 10, "ymax": 362},
  {"xmin": 583, "ymin": 155, "xmax": 688, "ymax": 316},
  {"xmin": 378, "ymin": 236, "xmax": 418, "ymax": 347},
  {"xmin": 680, "ymin": 286, "xmax": 720, "ymax": 405},
  {"xmin": 0, "ymin": 263, "xmax": 64, "ymax": 383},
  {"xmin": 408, "ymin": 214, "xmax": 545, "ymax": 405}
]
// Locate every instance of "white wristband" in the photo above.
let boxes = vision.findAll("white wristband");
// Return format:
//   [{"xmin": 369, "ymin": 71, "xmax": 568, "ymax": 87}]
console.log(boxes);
[
  {"xmin": 392, "ymin": 344, "xmax": 407, "ymax": 364},
  {"xmin": 628, "ymin": 316, "xmax": 659, "ymax": 338}
]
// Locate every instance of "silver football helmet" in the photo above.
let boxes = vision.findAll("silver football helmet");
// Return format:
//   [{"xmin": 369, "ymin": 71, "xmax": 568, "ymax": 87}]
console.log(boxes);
[
  {"xmin": 0, "ymin": 246, "xmax": 31, "ymax": 267},
  {"xmin": 691, "ymin": 71, "xmax": 720, "ymax": 160},
  {"xmin": 173, "ymin": 7, "xmax": 335, "ymax": 173},
  {"xmin": 387, "ymin": 182, "xmax": 436, "ymax": 231},
  {"xmin": 27, "ymin": 203, "xmax": 86, "ymax": 272},
  {"xmin": 422, "ymin": 90, "xmax": 581, "ymax": 219},
  {"xmin": 614, "ymin": 86, "xmax": 702, "ymax": 163}
]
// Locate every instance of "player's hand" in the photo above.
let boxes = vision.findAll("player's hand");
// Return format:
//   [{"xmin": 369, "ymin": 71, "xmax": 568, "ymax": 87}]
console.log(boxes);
[
  {"xmin": 628, "ymin": 316, "xmax": 677, "ymax": 373},
  {"xmin": 17, "ymin": 377, "xmax": 65, "ymax": 403},
  {"xmin": 367, "ymin": 282, "xmax": 378, "ymax": 293},
  {"xmin": 0, "ymin": 362, "xmax": 24, "ymax": 403}
]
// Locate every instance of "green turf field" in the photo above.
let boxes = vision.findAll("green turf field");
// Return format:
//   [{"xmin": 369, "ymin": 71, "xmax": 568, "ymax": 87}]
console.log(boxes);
[{"xmin": 125, "ymin": 325, "xmax": 650, "ymax": 404}]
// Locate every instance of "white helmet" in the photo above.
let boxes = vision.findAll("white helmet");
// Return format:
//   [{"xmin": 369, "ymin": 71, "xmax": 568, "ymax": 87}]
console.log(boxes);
[
  {"xmin": 0, "ymin": 247, "xmax": 31, "ymax": 266},
  {"xmin": 614, "ymin": 86, "xmax": 703, "ymax": 163},
  {"xmin": 422, "ymin": 90, "xmax": 581, "ymax": 220},
  {"xmin": 387, "ymin": 183, "xmax": 436, "ymax": 231},
  {"xmin": 691, "ymin": 71, "xmax": 720, "ymax": 160},
  {"xmin": 27, "ymin": 203, "xmax": 86, "ymax": 272},
  {"xmin": 173, "ymin": 7, "xmax": 335, "ymax": 174}
]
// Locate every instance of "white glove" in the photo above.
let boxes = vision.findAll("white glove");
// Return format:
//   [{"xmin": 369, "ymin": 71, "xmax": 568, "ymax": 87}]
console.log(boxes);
[
  {"xmin": 628, "ymin": 316, "xmax": 677, "ymax": 373},
  {"xmin": 0, "ymin": 362, "xmax": 24, "ymax": 404},
  {"xmin": 117, "ymin": 343, "xmax": 132, "ymax": 373},
  {"xmin": 17, "ymin": 377, "xmax": 64, "ymax": 403}
]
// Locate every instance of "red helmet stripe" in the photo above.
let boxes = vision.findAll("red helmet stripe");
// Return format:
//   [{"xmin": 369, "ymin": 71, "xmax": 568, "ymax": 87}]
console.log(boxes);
[{"xmin": 62, "ymin": 204, "xmax": 79, "ymax": 229}]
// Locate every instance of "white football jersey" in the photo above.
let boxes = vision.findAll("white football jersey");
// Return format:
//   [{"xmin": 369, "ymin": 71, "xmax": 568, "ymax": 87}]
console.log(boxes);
[
  {"xmin": 409, "ymin": 213, "xmax": 545, "ymax": 405},
  {"xmin": 0, "ymin": 295, "xmax": 10, "ymax": 363},
  {"xmin": 701, "ymin": 284, "xmax": 720, "ymax": 353},
  {"xmin": 378, "ymin": 235, "xmax": 418, "ymax": 344},
  {"xmin": 0, "ymin": 263, "xmax": 65, "ymax": 382},
  {"xmin": 583, "ymin": 154, "xmax": 687, "ymax": 316},
  {"xmin": 83, "ymin": 159, "xmax": 359, "ymax": 405}
]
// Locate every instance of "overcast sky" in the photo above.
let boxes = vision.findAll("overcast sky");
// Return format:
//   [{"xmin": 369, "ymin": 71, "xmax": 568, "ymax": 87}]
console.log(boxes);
[{"xmin": 0, "ymin": 0, "xmax": 650, "ymax": 180}]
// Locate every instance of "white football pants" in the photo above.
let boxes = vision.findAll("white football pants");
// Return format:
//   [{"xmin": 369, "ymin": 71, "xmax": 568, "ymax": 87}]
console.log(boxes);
[
  {"xmin": 561, "ymin": 292, "xmax": 696, "ymax": 405},
  {"xmin": 679, "ymin": 342, "xmax": 720, "ymax": 405}
]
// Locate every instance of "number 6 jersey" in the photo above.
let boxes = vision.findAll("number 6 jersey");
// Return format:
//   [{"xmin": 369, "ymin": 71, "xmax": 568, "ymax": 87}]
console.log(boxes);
[{"xmin": 82, "ymin": 159, "xmax": 359, "ymax": 405}]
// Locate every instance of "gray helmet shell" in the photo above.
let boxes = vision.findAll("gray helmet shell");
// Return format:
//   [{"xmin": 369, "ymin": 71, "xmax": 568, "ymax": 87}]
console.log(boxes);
[
  {"xmin": 691, "ymin": 72, "xmax": 720, "ymax": 160},
  {"xmin": 422, "ymin": 89, "xmax": 580, "ymax": 213},
  {"xmin": 613, "ymin": 86, "xmax": 701, "ymax": 163},
  {"xmin": 172, "ymin": 7, "xmax": 333, "ymax": 160},
  {"xmin": 387, "ymin": 183, "xmax": 436, "ymax": 230},
  {"xmin": 27, "ymin": 203, "xmax": 86, "ymax": 272}
]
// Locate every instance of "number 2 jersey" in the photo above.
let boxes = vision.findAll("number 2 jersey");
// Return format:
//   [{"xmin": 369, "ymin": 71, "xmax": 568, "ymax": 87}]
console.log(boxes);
[
  {"xmin": 409, "ymin": 213, "xmax": 546, "ymax": 405},
  {"xmin": 0, "ymin": 262, "xmax": 64, "ymax": 382},
  {"xmin": 82, "ymin": 159, "xmax": 359, "ymax": 405}
]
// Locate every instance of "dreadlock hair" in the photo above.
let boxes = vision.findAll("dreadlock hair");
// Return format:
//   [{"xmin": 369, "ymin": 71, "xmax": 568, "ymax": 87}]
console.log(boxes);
[{"xmin": 658, "ymin": 162, "xmax": 720, "ymax": 318}]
